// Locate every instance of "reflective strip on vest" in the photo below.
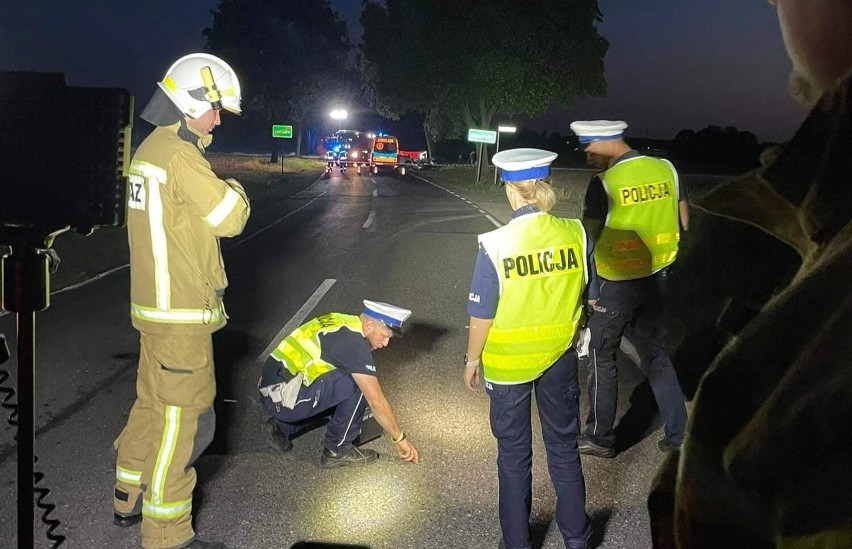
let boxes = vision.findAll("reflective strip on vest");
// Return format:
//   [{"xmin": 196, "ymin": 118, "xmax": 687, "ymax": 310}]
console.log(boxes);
[
  {"xmin": 130, "ymin": 160, "xmax": 171, "ymax": 310},
  {"xmin": 478, "ymin": 214, "xmax": 587, "ymax": 384},
  {"xmin": 597, "ymin": 251, "xmax": 678, "ymax": 274},
  {"xmin": 151, "ymin": 406, "xmax": 181, "ymax": 505},
  {"xmin": 270, "ymin": 313, "xmax": 364, "ymax": 386},
  {"xmin": 116, "ymin": 466, "xmax": 142, "ymax": 486},
  {"xmin": 143, "ymin": 498, "xmax": 192, "ymax": 519},
  {"xmin": 597, "ymin": 156, "xmax": 681, "ymax": 280},
  {"xmin": 205, "ymin": 187, "xmax": 241, "ymax": 228},
  {"xmin": 610, "ymin": 232, "xmax": 679, "ymax": 252},
  {"xmin": 131, "ymin": 303, "xmax": 222, "ymax": 325}
]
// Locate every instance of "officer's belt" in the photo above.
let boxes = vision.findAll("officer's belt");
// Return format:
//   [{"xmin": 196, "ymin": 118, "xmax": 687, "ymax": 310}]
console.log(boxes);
[{"xmin": 257, "ymin": 365, "xmax": 297, "ymax": 396}]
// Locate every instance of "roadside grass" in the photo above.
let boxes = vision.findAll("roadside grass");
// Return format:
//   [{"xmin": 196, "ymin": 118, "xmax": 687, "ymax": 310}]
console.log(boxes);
[
  {"xmin": 416, "ymin": 165, "xmax": 590, "ymax": 217},
  {"xmin": 208, "ymin": 154, "xmax": 325, "ymax": 199}
]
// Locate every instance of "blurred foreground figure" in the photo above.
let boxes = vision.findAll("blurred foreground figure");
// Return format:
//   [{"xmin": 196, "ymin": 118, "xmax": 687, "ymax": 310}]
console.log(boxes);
[{"xmin": 649, "ymin": 1, "xmax": 852, "ymax": 547}]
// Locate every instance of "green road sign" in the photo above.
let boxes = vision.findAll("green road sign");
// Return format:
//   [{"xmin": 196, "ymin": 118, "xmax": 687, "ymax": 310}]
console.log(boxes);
[
  {"xmin": 272, "ymin": 124, "xmax": 293, "ymax": 138},
  {"xmin": 467, "ymin": 128, "xmax": 497, "ymax": 144}
]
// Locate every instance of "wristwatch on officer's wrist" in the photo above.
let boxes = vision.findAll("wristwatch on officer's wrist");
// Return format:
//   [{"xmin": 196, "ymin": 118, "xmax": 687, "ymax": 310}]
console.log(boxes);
[{"xmin": 464, "ymin": 353, "xmax": 480, "ymax": 368}]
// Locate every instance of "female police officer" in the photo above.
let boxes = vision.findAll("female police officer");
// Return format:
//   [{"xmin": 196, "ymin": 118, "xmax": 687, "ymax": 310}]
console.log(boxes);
[{"xmin": 463, "ymin": 148, "xmax": 597, "ymax": 549}]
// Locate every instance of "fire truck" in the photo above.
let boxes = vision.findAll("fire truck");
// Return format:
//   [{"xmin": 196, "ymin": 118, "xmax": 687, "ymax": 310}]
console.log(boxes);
[
  {"xmin": 322, "ymin": 131, "xmax": 415, "ymax": 176},
  {"xmin": 322, "ymin": 130, "xmax": 372, "ymax": 174}
]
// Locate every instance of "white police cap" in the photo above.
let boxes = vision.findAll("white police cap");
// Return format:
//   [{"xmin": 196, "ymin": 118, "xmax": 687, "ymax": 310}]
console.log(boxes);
[
  {"xmin": 569, "ymin": 120, "xmax": 628, "ymax": 144},
  {"xmin": 491, "ymin": 148, "xmax": 558, "ymax": 182},
  {"xmin": 363, "ymin": 300, "xmax": 412, "ymax": 337}
]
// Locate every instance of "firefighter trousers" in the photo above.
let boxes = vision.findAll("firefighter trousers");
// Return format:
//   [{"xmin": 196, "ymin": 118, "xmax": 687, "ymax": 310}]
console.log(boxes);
[{"xmin": 114, "ymin": 332, "xmax": 217, "ymax": 549}]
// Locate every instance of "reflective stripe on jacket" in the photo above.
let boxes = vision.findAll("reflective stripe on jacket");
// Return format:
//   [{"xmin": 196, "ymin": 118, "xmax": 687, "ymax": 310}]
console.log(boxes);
[
  {"xmin": 270, "ymin": 313, "xmax": 364, "ymax": 386},
  {"xmin": 127, "ymin": 123, "xmax": 250, "ymax": 334},
  {"xmin": 596, "ymin": 155, "xmax": 680, "ymax": 280},
  {"xmin": 478, "ymin": 213, "xmax": 588, "ymax": 384}
]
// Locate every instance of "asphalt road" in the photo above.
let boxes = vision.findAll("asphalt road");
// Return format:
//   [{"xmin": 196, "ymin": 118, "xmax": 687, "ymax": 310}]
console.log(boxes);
[{"xmin": 0, "ymin": 167, "xmax": 680, "ymax": 549}]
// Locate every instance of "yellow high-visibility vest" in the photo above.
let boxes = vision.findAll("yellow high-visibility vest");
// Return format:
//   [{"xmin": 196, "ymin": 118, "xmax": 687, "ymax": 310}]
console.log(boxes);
[
  {"xmin": 478, "ymin": 213, "xmax": 588, "ymax": 384},
  {"xmin": 270, "ymin": 313, "xmax": 364, "ymax": 386},
  {"xmin": 596, "ymin": 155, "xmax": 681, "ymax": 280}
]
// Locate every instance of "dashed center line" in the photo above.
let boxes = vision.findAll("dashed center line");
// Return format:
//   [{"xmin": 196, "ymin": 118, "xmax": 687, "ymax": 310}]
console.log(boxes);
[
  {"xmin": 363, "ymin": 211, "xmax": 376, "ymax": 229},
  {"xmin": 412, "ymin": 175, "xmax": 502, "ymax": 228}
]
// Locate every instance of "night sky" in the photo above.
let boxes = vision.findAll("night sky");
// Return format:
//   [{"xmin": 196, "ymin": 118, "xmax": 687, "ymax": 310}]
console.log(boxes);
[{"xmin": 1, "ymin": 0, "xmax": 808, "ymax": 143}]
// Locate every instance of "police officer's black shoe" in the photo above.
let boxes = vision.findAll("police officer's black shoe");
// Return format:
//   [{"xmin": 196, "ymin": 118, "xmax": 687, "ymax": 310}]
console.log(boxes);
[
  {"xmin": 577, "ymin": 435, "xmax": 615, "ymax": 458},
  {"xmin": 267, "ymin": 421, "xmax": 293, "ymax": 453},
  {"xmin": 113, "ymin": 511, "xmax": 142, "ymax": 527},
  {"xmin": 657, "ymin": 438, "xmax": 682, "ymax": 453},
  {"xmin": 178, "ymin": 539, "xmax": 228, "ymax": 549},
  {"xmin": 320, "ymin": 446, "xmax": 380, "ymax": 468}
]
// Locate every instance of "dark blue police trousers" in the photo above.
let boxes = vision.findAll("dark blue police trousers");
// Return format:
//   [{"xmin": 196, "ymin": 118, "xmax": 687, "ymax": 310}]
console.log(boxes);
[
  {"xmin": 486, "ymin": 351, "xmax": 591, "ymax": 549},
  {"xmin": 585, "ymin": 270, "xmax": 687, "ymax": 448},
  {"xmin": 261, "ymin": 369, "xmax": 367, "ymax": 453}
]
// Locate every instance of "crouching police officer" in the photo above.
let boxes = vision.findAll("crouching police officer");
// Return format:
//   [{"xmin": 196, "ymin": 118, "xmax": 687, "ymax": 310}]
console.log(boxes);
[
  {"xmin": 465, "ymin": 149, "xmax": 596, "ymax": 549},
  {"xmin": 258, "ymin": 300, "xmax": 420, "ymax": 467}
]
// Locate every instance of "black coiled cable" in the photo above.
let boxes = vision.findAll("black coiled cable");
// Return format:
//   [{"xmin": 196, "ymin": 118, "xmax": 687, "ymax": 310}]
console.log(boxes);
[
  {"xmin": 1, "ymin": 343, "xmax": 66, "ymax": 547},
  {"xmin": 34, "ymin": 455, "xmax": 65, "ymax": 547},
  {"xmin": 0, "ymin": 367, "xmax": 16, "ymax": 427}
]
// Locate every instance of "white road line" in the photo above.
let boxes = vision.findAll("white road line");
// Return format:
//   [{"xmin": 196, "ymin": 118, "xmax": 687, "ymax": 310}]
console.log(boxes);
[
  {"xmin": 0, "ymin": 190, "xmax": 331, "ymax": 319},
  {"xmin": 412, "ymin": 174, "xmax": 503, "ymax": 228},
  {"xmin": 372, "ymin": 189, "xmax": 378, "ymax": 197},
  {"xmin": 0, "ymin": 261, "xmax": 132, "ymax": 318},
  {"xmin": 255, "ymin": 278, "xmax": 337, "ymax": 365},
  {"xmin": 362, "ymin": 211, "xmax": 376, "ymax": 229},
  {"xmin": 229, "ymin": 191, "xmax": 328, "ymax": 248}
]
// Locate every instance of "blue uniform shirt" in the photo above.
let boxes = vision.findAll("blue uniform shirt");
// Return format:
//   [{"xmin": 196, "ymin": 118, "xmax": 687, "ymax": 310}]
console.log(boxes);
[
  {"xmin": 467, "ymin": 205, "xmax": 600, "ymax": 319},
  {"xmin": 260, "ymin": 326, "xmax": 377, "ymax": 386}
]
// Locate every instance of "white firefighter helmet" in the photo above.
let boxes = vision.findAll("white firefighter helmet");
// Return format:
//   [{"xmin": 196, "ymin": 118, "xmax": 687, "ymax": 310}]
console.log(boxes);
[{"xmin": 157, "ymin": 53, "xmax": 242, "ymax": 118}]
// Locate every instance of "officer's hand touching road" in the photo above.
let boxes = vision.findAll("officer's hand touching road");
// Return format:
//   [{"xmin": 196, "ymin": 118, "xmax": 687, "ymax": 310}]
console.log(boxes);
[{"xmin": 394, "ymin": 434, "xmax": 420, "ymax": 463}]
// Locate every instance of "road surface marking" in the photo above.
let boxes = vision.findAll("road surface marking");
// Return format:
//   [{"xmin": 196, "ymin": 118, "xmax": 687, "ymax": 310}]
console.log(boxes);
[
  {"xmin": 363, "ymin": 211, "xmax": 376, "ymax": 229},
  {"xmin": 0, "ymin": 186, "xmax": 332, "ymax": 317},
  {"xmin": 230, "ymin": 191, "xmax": 329, "ymax": 248},
  {"xmin": 255, "ymin": 278, "xmax": 337, "ymax": 366},
  {"xmin": 412, "ymin": 175, "xmax": 502, "ymax": 229}
]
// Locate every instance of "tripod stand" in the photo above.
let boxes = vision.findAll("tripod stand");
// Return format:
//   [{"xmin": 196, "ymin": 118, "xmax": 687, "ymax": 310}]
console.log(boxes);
[{"xmin": 2, "ymin": 226, "xmax": 68, "ymax": 548}]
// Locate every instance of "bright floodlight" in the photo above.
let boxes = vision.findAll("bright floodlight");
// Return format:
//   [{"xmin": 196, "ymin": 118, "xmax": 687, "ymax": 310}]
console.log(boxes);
[
  {"xmin": 329, "ymin": 108, "xmax": 348, "ymax": 120},
  {"xmin": 498, "ymin": 125, "xmax": 517, "ymax": 133}
]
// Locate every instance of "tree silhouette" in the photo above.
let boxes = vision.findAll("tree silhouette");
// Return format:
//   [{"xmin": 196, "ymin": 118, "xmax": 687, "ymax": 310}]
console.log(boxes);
[
  {"xmin": 361, "ymin": 0, "xmax": 608, "ymax": 176},
  {"xmin": 203, "ymin": 0, "xmax": 351, "ymax": 159}
]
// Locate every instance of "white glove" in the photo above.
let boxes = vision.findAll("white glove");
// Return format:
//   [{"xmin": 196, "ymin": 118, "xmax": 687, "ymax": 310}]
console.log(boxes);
[{"xmin": 576, "ymin": 327, "xmax": 591, "ymax": 359}]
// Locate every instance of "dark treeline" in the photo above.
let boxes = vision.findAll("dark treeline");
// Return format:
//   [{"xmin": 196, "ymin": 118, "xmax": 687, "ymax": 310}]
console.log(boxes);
[{"xmin": 433, "ymin": 124, "xmax": 769, "ymax": 175}]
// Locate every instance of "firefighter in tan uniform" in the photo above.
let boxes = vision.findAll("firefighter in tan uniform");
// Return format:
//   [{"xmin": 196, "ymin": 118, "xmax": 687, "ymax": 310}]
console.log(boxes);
[{"xmin": 112, "ymin": 53, "xmax": 250, "ymax": 549}]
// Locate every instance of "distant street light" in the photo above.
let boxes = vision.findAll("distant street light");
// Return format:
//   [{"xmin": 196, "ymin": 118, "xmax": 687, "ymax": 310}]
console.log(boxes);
[
  {"xmin": 493, "ymin": 125, "xmax": 518, "ymax": 186},
  {"xmin": 329, "ymin": 108, "xmax": 348, "ymax": 131}
]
